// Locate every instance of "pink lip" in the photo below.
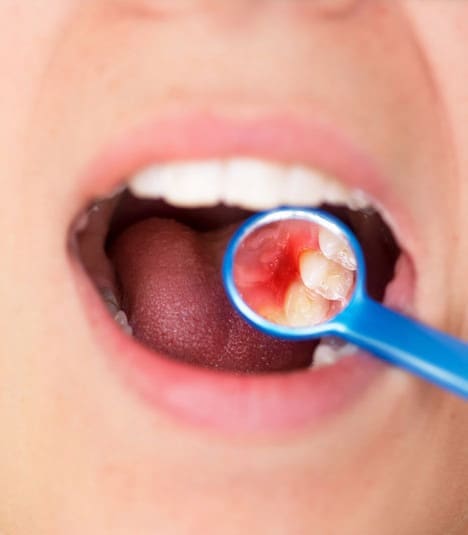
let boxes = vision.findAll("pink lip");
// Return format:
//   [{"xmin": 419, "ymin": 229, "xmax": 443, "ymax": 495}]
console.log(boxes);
[{"xmin": 70, "ymin": 113, "xmax": 413, "ymax": 434}]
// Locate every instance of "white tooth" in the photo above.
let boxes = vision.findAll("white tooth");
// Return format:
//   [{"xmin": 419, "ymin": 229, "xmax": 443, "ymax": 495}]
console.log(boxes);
[
  {"xmin": 313, "ymin": 344, "xmax": 340, "ymax": 368},
  {"xmin": 128, "ymin": 164, "xmax": 168, "ymax": 198},
  {"xmin": 114, "ymin": 310, "xmax": 133, "ymax": 336},
  {"xmin": 322, "ymin": 181, "xmax": 354, "ymax": 205},
  {"xmin": 320, "ymin": 336, "xmax": 346, "ymax": 349},
  {"xmin": 284, "ymin": 282, "xmax": 329, "ymax": 327},
  {"xmin": 285, "ymin": 166, "xmax": 327, "ymax": 206},
  {"xmin": 285, "ymin": 166, "xmax": 368, "ymax": 209},
  {"xmin": 223, "ymin": 158, "xmax": 285, "ymax": 209},
  {"xmin": 338, "ymin": 343, "xmax": 359, "ymax": 356},
  {"xmin": 347, "ymin": 189, "xmax": 371, "ymax": 210},
  {"xmin": 100, "ymin": 288, "xmax": 120, "ymax": 315},
  {"xmin": 128, "ymin": 157, "xmax": 372, "ymax": 211},
  {"xmin": 129, "ymin": 161, "xmax": 223, "ymax": 207},
  {"xmin": 299, "ymin": 250, "xmax": 354, "ymax": 301},
  {"xmin": 299, "ymin": 251, "xmax": 329, "ymax": 290},
  {"xmin": 312, "ymin": 341, "xmax": 358, "ymax": 368},
  {"xmin": 318, "ymin": 227, "xmax": 357, "ymax": 271}
]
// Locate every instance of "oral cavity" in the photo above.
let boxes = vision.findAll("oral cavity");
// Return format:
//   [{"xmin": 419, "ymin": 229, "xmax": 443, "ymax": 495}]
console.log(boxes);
[{"xmin": 73, "ymin": 157, "xmax": 400, "ymax": 374}]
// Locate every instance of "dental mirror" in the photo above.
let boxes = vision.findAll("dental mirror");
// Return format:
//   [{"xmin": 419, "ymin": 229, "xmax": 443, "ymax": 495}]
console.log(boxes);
[{"xmin": 222, "ymin": 208, "xmax": 468, "ymax": 399}]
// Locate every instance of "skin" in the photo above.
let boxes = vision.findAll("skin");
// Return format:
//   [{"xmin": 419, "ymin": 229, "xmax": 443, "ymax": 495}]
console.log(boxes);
[{"xmin": 1, "ymin": 0, "xmax": 468, "ymax": 533}]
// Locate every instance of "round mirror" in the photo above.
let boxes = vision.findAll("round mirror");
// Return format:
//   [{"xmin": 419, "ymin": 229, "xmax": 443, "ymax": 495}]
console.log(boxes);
[{"xmin": 226, "ymin": 211, "xmax": 358, "ymax": 331}]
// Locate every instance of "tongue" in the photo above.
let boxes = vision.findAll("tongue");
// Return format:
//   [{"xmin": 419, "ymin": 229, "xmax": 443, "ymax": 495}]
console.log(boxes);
[{"xmin": 110, "ymin": 218, "xmax": 318, "ymax": 373}]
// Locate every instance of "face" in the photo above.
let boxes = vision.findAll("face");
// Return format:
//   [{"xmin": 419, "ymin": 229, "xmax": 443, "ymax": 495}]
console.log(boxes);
[{"xmin": 1, "ymin": 1, "xmax": 468, "ymax": 533}]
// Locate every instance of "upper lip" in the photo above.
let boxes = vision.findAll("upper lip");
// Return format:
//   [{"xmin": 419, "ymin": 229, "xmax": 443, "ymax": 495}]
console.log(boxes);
[{"xmin": 72, "ymin": 112, "xmax": 416, "ymax": 258}]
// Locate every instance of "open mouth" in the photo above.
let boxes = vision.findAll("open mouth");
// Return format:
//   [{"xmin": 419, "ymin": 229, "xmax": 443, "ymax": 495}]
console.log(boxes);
[{"xmin": 68, "ymin": 117, "xmax": 415, "ymax": 432}]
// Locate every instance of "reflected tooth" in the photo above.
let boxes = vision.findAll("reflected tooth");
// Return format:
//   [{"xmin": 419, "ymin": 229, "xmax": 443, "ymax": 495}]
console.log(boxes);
[
  {"xmin": 129, "ymin": 161, "xmax": 223, "ymax": 207},
  {"xmin": 259, "ymin": 306, "xmax": 287, "ymax": 325},
  {"xmin": 299, "ymin": 250, "xmax": 354, "ymax": 301},
  {"xmin": 318, "ymin": 227, "xmax": 357, "ymax": 271},
  {"xmin": 284, "ymin": 281, "xmax": 329, "ymax": 327},
  {"xmin": 114, "ymin": 310, "xmax": 133, "ymax": 336},
  {"xmin": 223, "ymin": 158, "xmax": 285, "ymax": 209}
]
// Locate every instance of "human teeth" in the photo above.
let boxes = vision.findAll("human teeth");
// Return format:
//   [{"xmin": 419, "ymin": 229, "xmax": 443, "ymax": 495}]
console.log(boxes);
[
  {"xmin": 128, "ymin": 158, "xmax": 370, "ymax": 211},
  {"xmin": 299, "ymin": 250, "xmax": 354, "ymax": 301},
  {"xmin": 129, "ymin": 161, "xmax": 223, "ymax": 207},
  {"xmin": 312, "ymin": 341, "xmax": 358, "ymax": 368},
  {"xmin": 100, "ymin": 288, "xmax": 120, "ymax": 315},
  {"xmin": 74, "ymin": 203, "xmax": 100, "ymax": 232},
  {"xmin": 318, "ymin": 227, "xmax": 357, "ymax": 271},
  {"xmin": 284, "ymin": 281, "xmax": 329, "ymax": 327},
  {"xmin": 259, "ymin": 306, "xmax": 287, "ymax": 325},
  {"xmin": 223, "ymin": 159, "xmax": 285, "ymax": 209},
  {"xmin": 99, "ymin": 288, "xmax": 133, "ymax": 335},
  {"xmin": 114, "ymin": 310, "xmax": 133, "ymax": 336}
]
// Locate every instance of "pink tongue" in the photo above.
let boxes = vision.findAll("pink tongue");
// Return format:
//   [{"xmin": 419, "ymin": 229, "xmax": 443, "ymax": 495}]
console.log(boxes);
[{"xmin": 110, "ymin": 218, "xmax": 317, "ymax": 373}]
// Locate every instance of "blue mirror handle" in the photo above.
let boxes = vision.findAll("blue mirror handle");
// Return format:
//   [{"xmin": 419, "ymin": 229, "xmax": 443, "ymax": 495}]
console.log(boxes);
[{"xmin": 335, "ymin": 297, "xmax": 468, "ymax": 399}]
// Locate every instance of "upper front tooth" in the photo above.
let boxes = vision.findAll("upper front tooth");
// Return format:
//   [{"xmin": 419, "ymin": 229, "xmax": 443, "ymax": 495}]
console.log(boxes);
[
  {"xmin": 129, "ymin": 161, "xmax": 223, "ymax": 207},
  {"xmin": 128, "ymin": 158, "xmax": 370, "ymax": 210},
  {"xmin": 287, "ymin": 166, "xmax": 356, "ymax": 207},
  {"xmin": 299, "ymin": 250, "xmax": 354, "ymax": 301},
  {"xmin": 284, "ymin": 166, "xmax": 327, "ymax": 206},
  {"xmin": 318, "ymin": 227, "xmax": 357, "ymax": 271},
  {"xmin": 223, "ymin": 159, "xmax": 285, "ymax": 209}
]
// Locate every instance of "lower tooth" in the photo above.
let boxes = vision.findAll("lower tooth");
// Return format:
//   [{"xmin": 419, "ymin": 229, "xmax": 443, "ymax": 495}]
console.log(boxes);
[
  {"xmin": 299, "ymin": 250, "xmax": 354, "ymax": 301},
  {"xmin": 100, "ymin": 288, "xmax": 120, "ymax": 316},
  {"xmin": 99, "ymin": 288, "xmax": 133, "ymax": 335},
  {"xmin": 312, "ymin": 341, "xmax": 358, "ymax": 368},
  {"xmin": 114, "ymin": 310, "xmax": 133, "ymax": 336},
  {"xmin": 284, "ymin": 281, "xmax": 329, "ymax": 327}
]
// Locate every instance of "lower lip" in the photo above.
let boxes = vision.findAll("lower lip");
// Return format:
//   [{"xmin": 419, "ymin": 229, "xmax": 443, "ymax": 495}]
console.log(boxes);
[{"xmin": 72, "ymin": 259, "xmax": 386, "ymax": 434}]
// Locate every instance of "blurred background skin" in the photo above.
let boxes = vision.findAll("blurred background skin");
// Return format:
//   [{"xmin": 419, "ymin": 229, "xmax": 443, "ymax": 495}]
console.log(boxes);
[{"xmin": 1, "ymin": 1, "xmax": 468, "ymax": 533}]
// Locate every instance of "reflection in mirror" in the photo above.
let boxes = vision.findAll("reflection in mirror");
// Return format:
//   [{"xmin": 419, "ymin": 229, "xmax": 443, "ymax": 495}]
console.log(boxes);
[{"xmin": 233, "ymin": 219, "xmax": 357, "ymax": 328}]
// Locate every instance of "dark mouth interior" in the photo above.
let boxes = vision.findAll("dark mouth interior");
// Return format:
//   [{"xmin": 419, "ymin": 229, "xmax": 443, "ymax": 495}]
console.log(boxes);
[{"xmin": 75, "ymin": 190, "xmax": 400, "ymax": 374}]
